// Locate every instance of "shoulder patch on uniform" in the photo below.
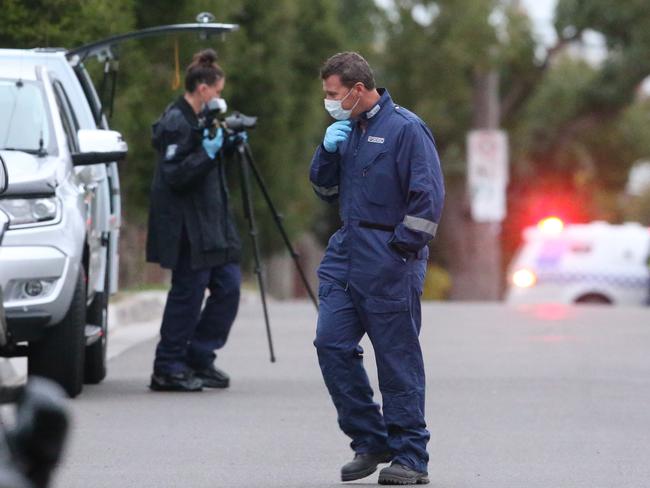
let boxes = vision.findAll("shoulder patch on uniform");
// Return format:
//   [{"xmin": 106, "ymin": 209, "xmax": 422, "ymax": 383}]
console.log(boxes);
[
  {"xmin": 165, "ymin": 144, "xmax": 178, "ymax": 160},
  {"xmin": 368, "ymin": 136, "xmax": 385, "ymax": 144}
]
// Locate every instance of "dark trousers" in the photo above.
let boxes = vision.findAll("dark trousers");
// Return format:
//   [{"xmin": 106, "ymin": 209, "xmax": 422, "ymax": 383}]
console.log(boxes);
[
  {"xmin": 153, "ymin": 238, "xmax": 241, "ymax": 375},
  {"xmin": 314, "ymin": 280, "xmax": 429, "ymax": 473}
]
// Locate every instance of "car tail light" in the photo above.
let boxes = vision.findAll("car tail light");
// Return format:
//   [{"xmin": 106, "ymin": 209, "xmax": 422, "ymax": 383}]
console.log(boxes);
[{"xmin": 512, "ymin": 268, "xmax": 537, "ymax": 288}]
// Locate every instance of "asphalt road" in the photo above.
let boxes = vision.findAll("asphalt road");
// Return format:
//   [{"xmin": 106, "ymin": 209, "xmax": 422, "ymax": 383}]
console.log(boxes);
[{"xmin": 51, "ymin": 300, "xmax": 650, "ymax": 488}]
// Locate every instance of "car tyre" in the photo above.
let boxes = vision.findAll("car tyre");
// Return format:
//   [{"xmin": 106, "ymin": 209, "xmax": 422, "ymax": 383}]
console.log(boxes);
[
  {"xmin": 28, "ymin": 268, "xmax": 86, "ymax": 398},
  {"xmin": 575, "ymin": 293, "xmax": 612, "ymax": 305}
]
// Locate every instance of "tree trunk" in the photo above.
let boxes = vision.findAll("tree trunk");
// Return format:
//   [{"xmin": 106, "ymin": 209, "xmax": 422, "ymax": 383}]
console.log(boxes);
[{"xmin": 445, "ymin": 70, "xmax": 504, "ymax": 301}]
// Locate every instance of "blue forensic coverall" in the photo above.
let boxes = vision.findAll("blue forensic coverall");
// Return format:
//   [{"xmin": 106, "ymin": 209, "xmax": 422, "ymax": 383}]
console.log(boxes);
[
  {"xmin": 148, "ymin": 96, "xmax": 242, "ymax": 375},
  {"xmin": 310, "ymin": 89, "xmax": 444, "ymax": 473}
]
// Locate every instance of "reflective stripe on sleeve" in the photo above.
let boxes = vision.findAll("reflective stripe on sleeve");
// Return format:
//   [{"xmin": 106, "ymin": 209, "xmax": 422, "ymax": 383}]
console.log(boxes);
[
  {"xmin": 312, "ymin": 183, "xmax": 339, "ymax": 197},
  {"xmin": 403, "ymin": 215, "xmax": 438, "ymax": 236}
]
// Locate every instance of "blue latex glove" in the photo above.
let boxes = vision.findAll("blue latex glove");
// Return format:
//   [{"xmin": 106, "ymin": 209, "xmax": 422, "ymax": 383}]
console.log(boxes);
[
  {"xmin": 228, "ymin": 130, "xmax": 248, "ymax": 145},
  {"xmin": 202, "ymin": 127, "xmax": 224, "ymax": 158},
  {"xmin": 323, "ymin": 120, "xmax": 352, "ymax": 153}
]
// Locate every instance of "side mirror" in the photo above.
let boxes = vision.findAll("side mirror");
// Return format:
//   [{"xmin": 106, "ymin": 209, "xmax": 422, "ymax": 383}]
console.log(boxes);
[
  {"xmin": 71, "ymin": 129, "xmax": 128, "ymax": 166},
  {"xmin": 0, "ymin": 154, "xmax": 8, "ymax": 193}
]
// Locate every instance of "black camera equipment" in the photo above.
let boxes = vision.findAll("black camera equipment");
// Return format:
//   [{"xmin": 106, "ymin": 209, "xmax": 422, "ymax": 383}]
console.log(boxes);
[
  {"xmin": 202, "ymin": 105, "xmax": 318, "ymax": 363},
  {"xmin": 202, "ymin": 98, "xmax": 258, "ymax": 135},
  {"xmin": 202, "ymin": 98, "xmax": 227, "ymax": 138},
  {"xmin": 222, "ymin": 112, "xmax": 257, "ymax": 133}
]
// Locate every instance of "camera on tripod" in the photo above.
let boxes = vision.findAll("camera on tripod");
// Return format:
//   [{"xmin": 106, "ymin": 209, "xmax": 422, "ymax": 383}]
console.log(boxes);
[
  {"xmin": 202, "ymin": 97, "xmax": 257, "ymax": 138},
  {"xmin": 197, "ymin": 97, "xmax": 318, "ymax": 363}
]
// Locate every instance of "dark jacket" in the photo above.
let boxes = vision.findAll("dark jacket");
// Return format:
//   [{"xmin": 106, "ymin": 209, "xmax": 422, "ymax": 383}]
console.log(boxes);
[{"xmin": 146, "ymin": 96, "xmax": 241, "ymax": 270}]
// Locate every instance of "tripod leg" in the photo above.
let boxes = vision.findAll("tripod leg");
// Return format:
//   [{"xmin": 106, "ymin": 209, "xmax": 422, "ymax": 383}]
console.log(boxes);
[
  {"xmin": 242, "ymin": 144, "xmax": 319, "ymax": 310},
  {"xmin": 237, "ymin": 145, "xmax": 276, "ymax": 363}
]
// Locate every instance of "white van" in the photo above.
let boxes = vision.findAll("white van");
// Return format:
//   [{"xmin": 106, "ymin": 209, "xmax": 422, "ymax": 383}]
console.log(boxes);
[{"xmin": 506, "ymin": 218, "xmax": 650, "ymax": 306}]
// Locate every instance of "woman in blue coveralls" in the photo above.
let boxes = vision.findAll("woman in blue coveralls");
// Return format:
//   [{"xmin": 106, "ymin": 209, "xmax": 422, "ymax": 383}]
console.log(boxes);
[
  {"xmin": 147, "ymin": 50, "xmax": 242, "ymax": 392},
  {"xmin": 310, "ymin": 52, "xmax": 444, "ymax": 485}
]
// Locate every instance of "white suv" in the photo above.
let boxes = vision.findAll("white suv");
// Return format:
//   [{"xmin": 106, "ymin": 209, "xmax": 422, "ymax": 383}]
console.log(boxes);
[
  {"xmin": 0, "ymin": 18, "xmax": 237, "ymax": 397},
  {"xmin": 0, "ymin": 157, "xmax": 8, "ymax": 345},
  {"xmin": 0, "ymin": 50, "xmax": 125, "ymax": 397}
]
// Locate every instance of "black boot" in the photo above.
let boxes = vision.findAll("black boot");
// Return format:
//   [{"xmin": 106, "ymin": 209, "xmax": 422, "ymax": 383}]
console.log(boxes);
[
  {"xmin": 341, "ymin": 451, "xmax": 392, "ymax": 482},
  {"xmin": 149, "ymin": 371, "xmax": 203, "ymax": 392},
  {"xmin": 193, "ymin": 364, "xmax": 230, "ymax": 389},
  {"xmin": 378, "ymin": 463, "xmax": 429, "ymax": 485}
]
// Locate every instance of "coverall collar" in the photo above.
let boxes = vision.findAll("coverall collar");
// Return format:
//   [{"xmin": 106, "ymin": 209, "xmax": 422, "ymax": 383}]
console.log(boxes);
[
  {"xmin": 175, "ymin": 96, "xmax": 200, "ymax": 126},
  {"xmin": 358, "ymin": 88, "xmax": 392, "ymax": 124}
]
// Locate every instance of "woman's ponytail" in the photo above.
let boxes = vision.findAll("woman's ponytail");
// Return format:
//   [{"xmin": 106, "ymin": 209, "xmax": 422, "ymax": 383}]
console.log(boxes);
[{"xmin": 185, "ymin": 48, "xmax": 224, "ymax": 92}]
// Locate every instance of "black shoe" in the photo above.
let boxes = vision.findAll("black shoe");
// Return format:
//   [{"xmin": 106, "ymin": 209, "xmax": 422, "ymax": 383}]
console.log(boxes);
[
  {"xmin": 341, "ymin": 451, "xmax": 392, "ymax": 482},
  {"xmin": 149, "ymin": 371, "xmax": 203, "ymax": 392},
  {"xmin": 193, "ymin": 364, "xmax": 230, "ymax": 389},
  {"xmin": 378, "ymin": 463, "xmax": 429, "ymax": 485}
]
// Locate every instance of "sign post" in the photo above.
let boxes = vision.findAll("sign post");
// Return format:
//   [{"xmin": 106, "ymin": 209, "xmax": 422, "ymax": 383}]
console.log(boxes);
[{"xmin": 467, "ymin": 130, "xmax": 509, "ymax": 223}]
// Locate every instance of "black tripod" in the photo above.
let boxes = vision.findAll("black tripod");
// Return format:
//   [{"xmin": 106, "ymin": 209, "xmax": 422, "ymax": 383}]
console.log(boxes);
[{"xmin": 232, "ymin": 138, "xmax": 319, "ymax": 363}]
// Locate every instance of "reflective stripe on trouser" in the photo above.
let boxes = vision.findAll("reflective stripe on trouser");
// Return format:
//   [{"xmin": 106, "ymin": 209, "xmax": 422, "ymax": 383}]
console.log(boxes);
[{"xmin": 314, "ymin": 280, "xmax": 429, "ymax": 473}]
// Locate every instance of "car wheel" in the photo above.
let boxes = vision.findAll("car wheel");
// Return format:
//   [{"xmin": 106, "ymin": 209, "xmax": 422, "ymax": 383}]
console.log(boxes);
[
  {"xmin": 28, "ymin": 268, "xmax": 86, "ymax": 398},
  {"xmin": 575, "ymin": 293, "xmax": 612, "ymax": 305}
]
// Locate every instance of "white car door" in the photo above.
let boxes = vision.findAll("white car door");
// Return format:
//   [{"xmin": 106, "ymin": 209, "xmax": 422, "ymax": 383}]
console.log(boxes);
[{"xmin": 50, "ymin": 79, "xmax": 103, "ymax": 297}]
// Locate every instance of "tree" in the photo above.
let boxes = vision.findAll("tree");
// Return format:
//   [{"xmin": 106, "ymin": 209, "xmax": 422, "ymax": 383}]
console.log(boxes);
[
  {"xmin": 543, "ymin": 0, "xmax": 650, "ymax": 164},
  {"xmin": 0, "ymin": 0, "xmax": 134, "ymax": 48},
  {"xmin": 381, "ymin": 0, "xmax": 539, "ymax": 299}
]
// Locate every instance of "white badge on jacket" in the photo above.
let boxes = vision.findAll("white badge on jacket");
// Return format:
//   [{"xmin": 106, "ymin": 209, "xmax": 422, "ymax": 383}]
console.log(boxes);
[{"xmin": 165, "ymin": 144, "xmax": 178, "ymax": 160}]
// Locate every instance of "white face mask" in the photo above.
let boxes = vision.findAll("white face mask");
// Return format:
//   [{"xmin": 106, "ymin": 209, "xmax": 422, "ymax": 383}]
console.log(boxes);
[
  {"xmin": 324, "ymin": 88, "xmax": 359, "ymax": 120},
  {"xmin": 205, "ymin": 97, "xmax": 228, "ymax": 114}
]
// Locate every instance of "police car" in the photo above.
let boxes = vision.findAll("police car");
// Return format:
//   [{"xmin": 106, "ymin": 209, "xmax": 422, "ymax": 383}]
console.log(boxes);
[{"xmin": 505, "ymin": 217, "xmax": 650, "ymax": 305}]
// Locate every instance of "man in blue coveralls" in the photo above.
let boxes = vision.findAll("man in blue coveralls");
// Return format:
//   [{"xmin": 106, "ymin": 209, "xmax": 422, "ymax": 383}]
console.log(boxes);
[{"xmin": 310, "ymin": 52, "xmax": 444, "ymax": 485}]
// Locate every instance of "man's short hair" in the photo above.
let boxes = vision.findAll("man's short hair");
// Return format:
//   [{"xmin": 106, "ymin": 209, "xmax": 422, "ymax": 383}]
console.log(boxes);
[{"xmin": 320, "ymin": 52, "xmax": 376, "ymax": 90}]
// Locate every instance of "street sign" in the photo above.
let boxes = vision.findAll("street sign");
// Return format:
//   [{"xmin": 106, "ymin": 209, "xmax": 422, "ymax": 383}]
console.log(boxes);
[
  {"xmin": 467, "ymin": 130, "xmax": 509, "ymax": 222},
  {"xmin": 625, "ymin": 160, "xmax": 650, "ymax": 196}
]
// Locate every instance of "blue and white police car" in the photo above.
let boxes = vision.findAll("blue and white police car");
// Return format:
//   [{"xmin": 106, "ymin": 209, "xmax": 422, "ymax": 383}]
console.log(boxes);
[{"xmin": 506, "ymin": 217, "xmax": 650, "ymax": 306}]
